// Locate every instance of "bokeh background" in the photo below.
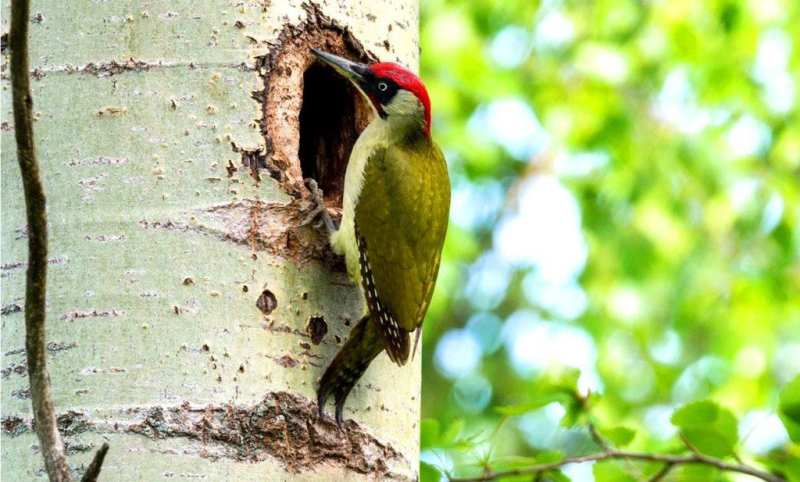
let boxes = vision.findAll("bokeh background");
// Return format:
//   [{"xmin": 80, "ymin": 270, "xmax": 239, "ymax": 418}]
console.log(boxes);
[{"xmin": 418, "ymin": 0, "xmax": 800, "ymax": 478}]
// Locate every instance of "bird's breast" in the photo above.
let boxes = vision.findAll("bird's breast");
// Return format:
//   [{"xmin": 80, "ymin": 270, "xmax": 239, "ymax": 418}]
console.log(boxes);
[{"xmin": 331, "ymin": 121, "xmax": 391, "ymax": 284}]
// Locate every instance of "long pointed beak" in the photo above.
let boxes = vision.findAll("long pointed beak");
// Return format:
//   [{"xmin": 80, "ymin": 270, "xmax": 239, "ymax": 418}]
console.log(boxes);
[{"xmin": 311, "ymin": 48, "xmax": 368, "ymax": 85}]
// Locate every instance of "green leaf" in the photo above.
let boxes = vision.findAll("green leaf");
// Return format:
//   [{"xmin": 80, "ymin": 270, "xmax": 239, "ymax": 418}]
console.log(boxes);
[
  {"xmin": 490, "ymin": 455, "xmax": 539, "ymax": 468},
  {"xmin": 671, "ymin": 400, "xmax": 739, "ymax": 458},
  {"xmin": 495, "ymin": 368, "xmax": 585, "ymax": 418},
  {"xmin": 597, "ymin": 426, "xmax": 637, "ymax": 447},
  {"xmin": 785, "ymin": 457, "xmax": 800, "ymax": 482},
  {"xmin": 560, "ymin": 391, "xmax": 600, "ymax": 428},
  {"xmin": 488, "ymin": 451, "xmax": 567, "ymax": 480},
  {"xmin": 779, "ymin": 375, "xmax": 800, "ymax": 443},
  {"xmin": 672, "ymin": 464, "xmax": 722, "ymax": 481},
  {"xmin": 560, "ymin": 397, "xmax": 586, "ymax": 428},
  {"xmin": 420, "ymin": 461, "xmax": 443, "ymax": 482},
  {"xmin": 495, "ymin": 393, "xmax": 571, "ymax": 415},
  {"xmin": 593, "ymin": 460, "xmax": 639, "ymax": 482},
  {"xmin": 547, "ymin": 366, "xmax": 582, "ymax": 394},
  {"xmin": 420, "ymin": 418, "xmax": 472, "ymax": 450},
  {"xmin": 755, "ymin": 452, "xmax": 800, "ymax": 481},
  {"xmin": 420, "ymin": 419, "xmax": 441, "ymax": 449},
  {"xmin": 488, "ymin": 455, "xmax": 540, "ymax": 474},
  {"xmin": 534, "ymin": 450, "xmax": 565, "ymax": 464},
  {"xmin": 441, "ymin": 419, "xmax": 464, "ymax": 445},
  {"xmin": 544, "ymin": 471, "xmax": 572, "ymax": 482}
]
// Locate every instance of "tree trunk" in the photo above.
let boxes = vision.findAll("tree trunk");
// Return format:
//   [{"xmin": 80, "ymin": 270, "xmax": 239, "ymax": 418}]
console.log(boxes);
[{"xmin": 1, "ymin": 1, "xmax": 420, "ymax": 480}]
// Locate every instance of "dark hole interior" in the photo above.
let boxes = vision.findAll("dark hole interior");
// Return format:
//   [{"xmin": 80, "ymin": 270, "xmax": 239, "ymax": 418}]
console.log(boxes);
[
  {"xmin": 298, "ymin": 62, "xmax": 367, "ymax": 208},
  {"xmin": 306, "ymin": 316, "xmax": 328, "ymax": 345},
  {"xmin": 256, "ymin": 289, "xmax": 277, "ymax": 315}
]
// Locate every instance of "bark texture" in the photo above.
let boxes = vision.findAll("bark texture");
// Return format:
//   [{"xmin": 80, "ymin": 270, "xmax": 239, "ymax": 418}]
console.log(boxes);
[{"xmin": 1, "ymin": 0, "xmax": 421, "ymax": 480}]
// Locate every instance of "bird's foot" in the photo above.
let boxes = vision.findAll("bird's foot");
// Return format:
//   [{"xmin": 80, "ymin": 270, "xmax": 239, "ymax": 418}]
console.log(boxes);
[
  {"xmin": 299, "ymin": 179, "xmax": 336, "ymax": 233},
  {"xmin": 317, "ymin": 391, "xmax": 346, "ymax": 430}
]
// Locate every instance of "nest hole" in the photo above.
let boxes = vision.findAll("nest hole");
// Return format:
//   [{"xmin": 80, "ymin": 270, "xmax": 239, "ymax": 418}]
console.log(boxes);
[{"xmin": 298, "ymin": 62, "xmax": 370, "ymax": 209}]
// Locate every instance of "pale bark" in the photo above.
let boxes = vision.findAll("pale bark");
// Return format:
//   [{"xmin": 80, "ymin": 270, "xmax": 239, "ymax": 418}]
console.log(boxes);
[{"xmin": 1, "ymin": 1, "xmax": 420, "ymax": 480}]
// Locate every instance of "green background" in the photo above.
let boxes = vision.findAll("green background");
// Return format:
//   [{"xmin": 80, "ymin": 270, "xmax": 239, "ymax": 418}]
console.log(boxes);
[{"xmin": 418, "ymin": 0, "xmax": 800, "ymax": 479}]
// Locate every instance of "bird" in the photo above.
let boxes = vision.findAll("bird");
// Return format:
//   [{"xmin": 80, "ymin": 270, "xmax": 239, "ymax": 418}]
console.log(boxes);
[{"xmin": 306, "ymin": 48, "xmax": 450, "ymax": 426}]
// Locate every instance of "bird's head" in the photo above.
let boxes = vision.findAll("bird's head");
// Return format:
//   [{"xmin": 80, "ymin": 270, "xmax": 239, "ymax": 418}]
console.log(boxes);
[{"xmin": 311, "ymin": 49, "xmax": 431, "ymax": 137}]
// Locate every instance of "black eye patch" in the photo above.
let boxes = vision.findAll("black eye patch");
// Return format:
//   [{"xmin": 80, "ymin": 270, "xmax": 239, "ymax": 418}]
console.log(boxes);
[{"xmin": 360, "ymin": 72, "xmax": 399, "ymax": 106}]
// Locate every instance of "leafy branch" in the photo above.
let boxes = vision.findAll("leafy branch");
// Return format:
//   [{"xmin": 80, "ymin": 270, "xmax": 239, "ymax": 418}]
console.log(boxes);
[
  {"xmin": 421, "ymin": 369, "xmax": 800, "ymax": 482},
  {"xmin": 9, "ymin": 0, "xmax": 109, "ymax": 480},
  {"xmin": 447, "ymin": 422, "xmax": 785, "ymax": 482}
]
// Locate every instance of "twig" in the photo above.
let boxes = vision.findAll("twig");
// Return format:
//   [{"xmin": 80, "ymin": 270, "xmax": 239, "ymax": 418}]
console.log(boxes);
[
  {"xmin": 10, "ymin": 0, "xmax": 71, "ymax": 480},
  {"xmin": 648, "ymin": 462, "xmax": 675, "ymax": 482},
  {"xmin": 587, "ymin": 421, "xmax": 645, "ymax": 480},
  {"xmin": 581, "ymin": 392, "xmax": 611, "ymax": 454},
  {"xmin": 679, "ymin": 433, "xmax": 703, "ymax": 457},
  {"xmin": 587, "ymin": 421, "xmax": 611, "ymax": 453},
  {"xmin": 80, "ymin": 443, "xmax": 110, "ymax": 482},
  {"xmin": 10, "ymin": 2, "xmax": 109, "ymax": 480},
  {"xmin": 447, "ymin": 449, "xmax": 785, "ymax": 482}
]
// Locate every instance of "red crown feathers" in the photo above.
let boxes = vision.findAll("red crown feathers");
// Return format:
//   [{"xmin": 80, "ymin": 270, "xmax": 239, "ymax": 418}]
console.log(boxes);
[{"xmin": 370, "ymin": 63, "xmax": 431, "ymax": 136}]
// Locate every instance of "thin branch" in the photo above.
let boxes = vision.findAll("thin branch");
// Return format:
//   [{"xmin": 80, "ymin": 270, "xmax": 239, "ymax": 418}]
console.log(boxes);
[
  {"xmin": 679, "ymin": 433, "xmax": 702, "ymax": 457},
  {"xmin": 80, "ymin": 443, "xmax": 110, "ymax": 482},
  {"xmin": 587, "ymin": 421, "xmax": 611, "ymax": 453},
  {"xmin": 587, "ymin": 421, "xmax": 646, "ymax": 481},
  {"xmin": 10, "ymin": 0, "xmax": 71, "ymax": 479},
  {"xmin": 648, "ymin": 462, "xmax": 675, "ymax": 482},
  {"xmin": 10, "ymin": 2, "xmax": 109, "ymax": 480},
  {"xmin": 447, "ymin": 449, "xmax": 786, "ymax": 482}
]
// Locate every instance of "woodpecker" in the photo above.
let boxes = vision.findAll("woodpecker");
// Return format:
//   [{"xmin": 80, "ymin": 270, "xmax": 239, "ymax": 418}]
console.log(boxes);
[{"xmin": 307, "ymin": 49, "xmax": 450, "ymax": 426}]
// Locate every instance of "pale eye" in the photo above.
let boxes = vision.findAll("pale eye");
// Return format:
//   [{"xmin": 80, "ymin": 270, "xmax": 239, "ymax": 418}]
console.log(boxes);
[{"xmin": 378, "ymin": 82, "xmax": 388, "ymax": 92}]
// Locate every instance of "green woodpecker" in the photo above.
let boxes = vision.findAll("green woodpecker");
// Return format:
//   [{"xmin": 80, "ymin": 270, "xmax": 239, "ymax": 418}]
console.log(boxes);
[{"xmin": 308, "ymin": 49, "xmax": 450, "ymax": 426}]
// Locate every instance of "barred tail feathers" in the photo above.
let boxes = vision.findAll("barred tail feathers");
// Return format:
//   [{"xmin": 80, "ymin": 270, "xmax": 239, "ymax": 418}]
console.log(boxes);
[{"xmin": 317, "ymin": 315, "xmax": 384, "ymax": 426}]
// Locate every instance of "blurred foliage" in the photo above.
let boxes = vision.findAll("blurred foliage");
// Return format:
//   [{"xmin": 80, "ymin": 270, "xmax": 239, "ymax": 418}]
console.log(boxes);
[
  {"xmin": 419, "ymin": 375, "xmax": 800, "ymax": 480},
  {"xmin": 418, "ymin": 0, "xmax": 800, "ymax": 479},
  {"xmin": 421, "ymin": 372, "xmax": 800, "ymax": 480}
]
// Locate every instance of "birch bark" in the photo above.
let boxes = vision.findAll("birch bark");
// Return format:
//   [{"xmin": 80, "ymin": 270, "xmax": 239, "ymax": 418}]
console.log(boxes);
[{"xmin": 1, "ymin": 1, "xmax": 420, "ymax": 479}]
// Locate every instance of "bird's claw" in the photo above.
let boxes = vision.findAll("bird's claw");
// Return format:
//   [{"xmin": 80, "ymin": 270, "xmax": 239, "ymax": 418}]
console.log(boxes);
[
  {"xmin": 299, "ymin": 179, "xmax": 336, "ymax": 233},
  {"xmin": 299, "ymin": 204, "xmax": 327, "ymax": 229},
  {"xmin": 317, "ymin": 395, "xmax": 345, "ymax": 430},
  {"xmin": 304, "ymin": 178, "xmax": 324, "ymax": 203}
]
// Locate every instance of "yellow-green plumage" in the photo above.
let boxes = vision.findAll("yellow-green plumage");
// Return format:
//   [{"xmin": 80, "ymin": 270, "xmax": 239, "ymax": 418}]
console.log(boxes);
[
  {"xmin": 312, "ymin": 49, "xmax": 449, "ymax": 426},
  {"xmin": 355, "ymin": 138, "xmax": 450, "ymax": 363},
  {"xmin": 318, "ymin": 132, "xmax": 449, "ymax": 425}
]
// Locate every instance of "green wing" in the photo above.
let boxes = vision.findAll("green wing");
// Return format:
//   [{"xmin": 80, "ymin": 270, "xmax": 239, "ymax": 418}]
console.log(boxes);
[{"xmin": 354, "ymin": 139, "xmax": 450, "ymax": 365}]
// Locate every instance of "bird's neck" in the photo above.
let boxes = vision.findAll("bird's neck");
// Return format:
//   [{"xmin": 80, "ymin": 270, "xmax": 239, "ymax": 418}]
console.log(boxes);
[
  {"xmin": 375, "ymin": 115, "xmax": 429, "ymax": 145},
  {"xmin": 377, "ymin": 90, "xmax": 431, "ymax": 140}
]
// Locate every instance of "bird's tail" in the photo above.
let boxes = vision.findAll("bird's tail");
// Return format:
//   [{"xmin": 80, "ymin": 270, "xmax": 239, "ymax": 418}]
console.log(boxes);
[{"xmin": 317, "ymin": 314, "xmax": 384, "ymax": 426}]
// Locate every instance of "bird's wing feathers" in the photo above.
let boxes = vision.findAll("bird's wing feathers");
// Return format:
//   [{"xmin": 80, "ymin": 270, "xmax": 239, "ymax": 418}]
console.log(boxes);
[{"xmin": 354, "ymin": 141, "xmax": 450, "ymax": 365}]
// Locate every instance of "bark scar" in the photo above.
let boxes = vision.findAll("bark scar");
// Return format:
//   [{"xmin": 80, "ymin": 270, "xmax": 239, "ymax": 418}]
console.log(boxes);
[{"xmin": 2, "ymin": 393, "xmax": 411, "ymax": 478}]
